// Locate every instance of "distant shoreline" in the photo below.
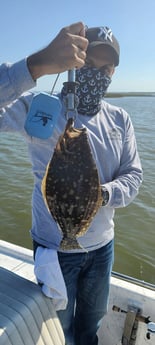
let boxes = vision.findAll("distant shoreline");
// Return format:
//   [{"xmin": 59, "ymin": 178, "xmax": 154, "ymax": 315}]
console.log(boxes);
[
  {"xmin": 105, "ymin": 92, "xmax": 155, "ymax": 98},
  {"xmin": 46, "ymin": 91, "xmax": 155, "ymax": 98}
]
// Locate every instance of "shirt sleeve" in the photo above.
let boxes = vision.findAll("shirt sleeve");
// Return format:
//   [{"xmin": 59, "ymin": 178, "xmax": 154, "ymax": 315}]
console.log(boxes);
[
  {"xmin": 0, "ymin": 59, "xmax": 36, "ymax": 108},
  {"xmin": 103, "ymin": 111, "xmax": 143, "ymax": 208},
  {"xmin": 0, "ymin": 92, "xmax": 33, "ymax": 134}
]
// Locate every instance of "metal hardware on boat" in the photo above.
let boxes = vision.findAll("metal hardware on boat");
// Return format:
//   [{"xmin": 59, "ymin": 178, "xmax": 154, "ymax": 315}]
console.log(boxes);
[
  {"xmin": 112, "ymin": 271, "xmax": 155, "ymax": 291},
  {"xmin": 113, "ymin": 304, "xmax": 155, "ymax": 343},
  {"xmin": 122, "ymin": 305, "xmax": 140, "ymax": 345}
]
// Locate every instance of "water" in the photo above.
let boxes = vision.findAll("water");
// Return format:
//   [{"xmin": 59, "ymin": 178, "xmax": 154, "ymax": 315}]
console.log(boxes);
[{"xmin": 0, "ymin": 96, "xmax": 155, "ymax": 284}]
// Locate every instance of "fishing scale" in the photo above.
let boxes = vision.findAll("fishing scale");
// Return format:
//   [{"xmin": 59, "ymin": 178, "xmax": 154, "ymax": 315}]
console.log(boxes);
[
  {"xmin": 24, "ymin": 69, "xmax": 78, "ymax": 139},
  {"xmin": 24, "ymin": 92, "xmax": 62, "ymax": 139}
]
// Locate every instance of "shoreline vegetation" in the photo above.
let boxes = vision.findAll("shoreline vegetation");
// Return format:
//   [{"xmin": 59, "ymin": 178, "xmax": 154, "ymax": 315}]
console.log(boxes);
[{"xmin": 105, "ymin": 92, "xmax": 155, "ymax": 98}]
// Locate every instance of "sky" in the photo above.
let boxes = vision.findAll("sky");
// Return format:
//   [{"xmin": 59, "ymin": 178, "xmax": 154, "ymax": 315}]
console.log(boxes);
[{"xmin": 0, "ymin": 0, "xmax": 155, "ymax": 93}]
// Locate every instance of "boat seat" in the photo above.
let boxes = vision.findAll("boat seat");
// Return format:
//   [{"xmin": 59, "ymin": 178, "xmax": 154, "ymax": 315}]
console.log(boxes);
[{"xmin": 0, "ymin": 267, "xmax": 65, "ymax": 345}]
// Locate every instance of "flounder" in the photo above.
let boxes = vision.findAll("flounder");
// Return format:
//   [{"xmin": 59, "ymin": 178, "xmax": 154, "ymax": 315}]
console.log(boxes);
[{"xmin": 41, "ymin": 118, "xmax": 102, "ymax": 250}]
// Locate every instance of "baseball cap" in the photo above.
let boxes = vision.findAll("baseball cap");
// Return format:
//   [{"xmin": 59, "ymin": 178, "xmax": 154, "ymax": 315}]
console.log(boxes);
[{"xmin": 86, "ymin": 26, "xmax": 120, "ymax": 66}]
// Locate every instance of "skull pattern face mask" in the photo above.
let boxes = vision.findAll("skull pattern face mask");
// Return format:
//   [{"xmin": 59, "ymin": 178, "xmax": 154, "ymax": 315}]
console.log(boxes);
[{"xmin": 75, "ymin": 65, "xmax": 111, "ymax": 115}]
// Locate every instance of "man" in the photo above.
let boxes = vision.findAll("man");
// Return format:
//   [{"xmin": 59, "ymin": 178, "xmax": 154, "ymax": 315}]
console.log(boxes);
[
  {"xmin": 0, "ymin": 25, "xmax": 143, "ymax": 345},
  {"xmin": 0, "ymin": 22, "xmax": 88, "ymax": 107}
]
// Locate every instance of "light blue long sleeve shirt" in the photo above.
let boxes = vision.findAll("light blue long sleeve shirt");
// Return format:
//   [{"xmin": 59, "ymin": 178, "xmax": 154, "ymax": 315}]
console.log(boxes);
[
  {"xmin": 0, "ymin": 60, "xmax": 143, "ymax": 252},
  {"xmin": 0, "ymin": 59, "xmax": 36, "ymax": 107}
]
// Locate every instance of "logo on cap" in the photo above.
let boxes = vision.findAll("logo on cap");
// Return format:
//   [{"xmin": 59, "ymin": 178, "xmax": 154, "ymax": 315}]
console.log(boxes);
[{"xmin": 98, "ymin": 27, "xmax": 113, "ymax": 43}]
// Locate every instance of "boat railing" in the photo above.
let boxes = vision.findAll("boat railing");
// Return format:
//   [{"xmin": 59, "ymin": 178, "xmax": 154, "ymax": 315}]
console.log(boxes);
[{"xmin": 112, "ymin": 271, "xmax": 155, "ymax": 291}]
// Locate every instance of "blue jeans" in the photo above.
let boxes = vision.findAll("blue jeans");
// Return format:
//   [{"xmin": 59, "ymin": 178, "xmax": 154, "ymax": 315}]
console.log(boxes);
[{"xmin": 57, "ymin": 240, "xmax": 114, "ymax": 345}]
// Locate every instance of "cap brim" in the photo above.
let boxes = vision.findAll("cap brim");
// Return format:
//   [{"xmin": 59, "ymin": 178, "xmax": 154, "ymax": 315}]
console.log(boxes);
[{"xmin": 88, "ymin": 41, "xmax": 119, "ymax": 66}]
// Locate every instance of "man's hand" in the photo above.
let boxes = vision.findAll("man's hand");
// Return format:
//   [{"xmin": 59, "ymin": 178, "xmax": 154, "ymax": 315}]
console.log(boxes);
[{"xmin": 27, "ymin": 22, "xmax": 88, "ymax": 80}]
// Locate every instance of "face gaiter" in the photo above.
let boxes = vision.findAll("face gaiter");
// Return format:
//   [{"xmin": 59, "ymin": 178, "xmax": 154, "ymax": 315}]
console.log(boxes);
[{"xmin": 75, "ymin": 66, "xmax": 111, "ymax": 115}]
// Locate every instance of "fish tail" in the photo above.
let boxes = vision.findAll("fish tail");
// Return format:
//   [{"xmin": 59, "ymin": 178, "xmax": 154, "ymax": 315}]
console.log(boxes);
[{"xmin": 60, "ymin": 237, "xmax": 83, "ymax": 250}]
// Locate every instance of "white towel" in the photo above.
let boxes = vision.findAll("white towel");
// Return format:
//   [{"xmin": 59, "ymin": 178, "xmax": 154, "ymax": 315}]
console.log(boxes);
[{"xmin": 34, "ymin": 246, "xmax": 68, "ymax": 311}]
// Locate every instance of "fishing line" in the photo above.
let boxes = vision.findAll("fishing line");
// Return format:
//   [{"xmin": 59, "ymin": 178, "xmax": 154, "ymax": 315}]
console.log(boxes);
[{"xmin": 50, "ymin": 73, "xmax": 60, "ymax": 94}]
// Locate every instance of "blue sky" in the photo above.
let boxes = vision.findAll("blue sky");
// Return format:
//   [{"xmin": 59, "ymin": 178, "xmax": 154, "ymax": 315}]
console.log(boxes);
[{"xmin": 1, "ymin": 0, "xmax": 155, "ymax": 92}]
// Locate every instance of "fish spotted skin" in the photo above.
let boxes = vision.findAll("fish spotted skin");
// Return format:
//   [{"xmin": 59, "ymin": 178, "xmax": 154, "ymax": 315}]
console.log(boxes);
[{"xmin": 42, "ymin": 118, "xmax": 102, "ymax": 250}]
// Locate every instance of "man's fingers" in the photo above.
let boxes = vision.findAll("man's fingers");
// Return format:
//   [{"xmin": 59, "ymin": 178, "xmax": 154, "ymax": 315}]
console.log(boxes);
[
  {"xmin": 63, "ymin": 22, "xmax": 88, "ymax": 50},
  {"xmin": 71, "ymin": 34, "xmax": 88, "ymax": 52},
  {"xmin": 72, "ymin": 44, "xmax": 87, "ymax": 64},
  {"xmin": 65, "ymin": 22, "xmax": 86, "ymax": 37},
  {"xmin": 61, "ymin": 23, "xmax": 88, "ymax": 52}
]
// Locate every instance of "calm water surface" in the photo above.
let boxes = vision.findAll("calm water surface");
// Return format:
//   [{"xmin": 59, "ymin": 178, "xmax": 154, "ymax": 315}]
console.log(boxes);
[{"xmin": 0, "ymin": 96, "xmax": 155, "ymax": 284}]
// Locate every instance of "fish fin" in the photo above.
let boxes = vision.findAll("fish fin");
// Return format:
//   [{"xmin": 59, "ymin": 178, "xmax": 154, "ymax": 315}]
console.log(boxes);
[
  {"xmin": 41, "ymin": 161, "xmax": 50, "ymax": 210},
  {"xmin": 60, "ymin": 237, "xmax": 83, "ymax": 250}
]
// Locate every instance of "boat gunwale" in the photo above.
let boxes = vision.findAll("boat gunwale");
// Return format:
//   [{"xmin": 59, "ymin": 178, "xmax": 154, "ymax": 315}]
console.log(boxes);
[
  {"xmin": 0, "ymin": 240, "xmax": 155, "ymax": 291},
  {"xmin": 112, "ymin": 271, "xmax": 155, "ymax": 291}
]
